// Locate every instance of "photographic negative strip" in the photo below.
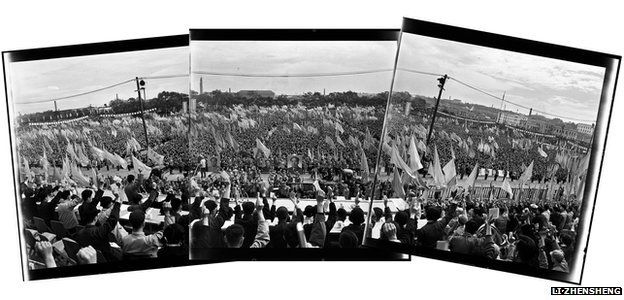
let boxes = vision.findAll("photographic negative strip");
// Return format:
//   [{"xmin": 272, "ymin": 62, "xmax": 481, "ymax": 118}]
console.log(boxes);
[
  {"xmin": 363, "ymin": 18, "xmax": 620, "ymax": 283},
  {"xmin": 2, "ymin": 35, "xmax": 221, "ymax": 280},
  {"xmin": 188, "ymin": 29, "xmax": 408, "ymax": 260}
]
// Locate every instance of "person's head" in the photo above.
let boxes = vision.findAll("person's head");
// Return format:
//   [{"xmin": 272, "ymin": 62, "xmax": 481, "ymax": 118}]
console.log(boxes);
[
  {"xmin": 163, "ymin": 224, "xmax": 185, "ymax": 246},
  {"xmin": 81, "ymin": 189, "xmax": 93, "ymax": 203},
  {"xmin": 464, "ymin": 219, "xmax": 479, "ymax": 235},
  {"xmin": 224, "ymin": 224, "xmax": 244, "ymax": 248},
  {"xmin": 204, "ymin": 200, "xmax": 218, "ymax": 214},
  {"xmin": 242, "ymin": 202, "xmax": 255, "ymax": 216},
  {"xmin": 130, "ymin": 193, "xmax": 142, "ymax": 205},
  {"xmin": 129, "ymin": 210, "xmax": 146, "ymax": 232},
  {"xmin": 381, "ymin": 222, "xmax": 398, "ymax": 240},
  {"xmin": 514, "ymin": 235, "xmax": 538, "ymax": 265},
  {"xmin": 171, "ymin": 198, "xmax": 182, "ymax": 213},
  {"xmin": 99, "ymin": 196, "xmax": 113, "ymax": 209},
  {"xmin": 394, "ymin": 211, "xmax": 409, "ymax": 228},
  {"xmin": 339, "ymin": 230, "xmax": 359, "ymax": 248},
  {"xmin": 276, "ymin": 206, "xmax": 289, "ymax": 222},
  {"xmin": 303, "ymin": 205, "xmax": 316, "ymax": 219},
  {"xmin": 127, "ymin": 174, "xmax": 135, "ymax": 184},
  {"xmin": 210, "ymin": 157, "xmax": 218, "ymax": 166},
  {"xmin": 349, "ymin": 207, "xmax": 365, "ymax": 226},
  {"xmin": 81, "ymin": 204, "xmax": 100, "ymax": 225},
  {"xmin": 550, "ymin": 249, "xmax": 565, "ymax": 265},
  {"xmin": 425, "ymin": 205, "xmax": 442, "ymax": 221}
]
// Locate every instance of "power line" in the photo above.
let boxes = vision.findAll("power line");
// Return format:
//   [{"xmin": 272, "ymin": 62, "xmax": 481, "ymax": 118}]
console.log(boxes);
[
  {"xmin": 447, "ymin": 76, "xmax": 594, "ymax": 122},
  {"xmin": 140, "ymin": 74, "xmax": 189, "ymax": 80},
  {"xmin": 15, "ymin": 79, "xmax": 135, "ymax": 105},
  {"xmin": 192, "ymin": 69, "xmax": 393, "ymax": 78}
]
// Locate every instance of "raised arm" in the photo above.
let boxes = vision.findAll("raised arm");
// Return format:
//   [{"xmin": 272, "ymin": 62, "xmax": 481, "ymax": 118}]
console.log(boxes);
[{"xmin": 250, "ymin": 195, "xmax": 270, "ymax": 248}]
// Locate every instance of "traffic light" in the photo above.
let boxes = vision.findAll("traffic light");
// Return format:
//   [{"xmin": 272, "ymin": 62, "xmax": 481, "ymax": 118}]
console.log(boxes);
[
  {"xmin": 139, "ymin": 79, "xmax": 146, "ymax": 86},
  {"xmin": 437, "ymin": 76, "xmax": 447, "ymax": 89}
]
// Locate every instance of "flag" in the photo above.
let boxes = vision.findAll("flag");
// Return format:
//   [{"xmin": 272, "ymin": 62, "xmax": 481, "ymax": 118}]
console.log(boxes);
[
  {"xmin": 335, "ymin": 122, "xmax": 345, "ymax": 134},
  {"xmin": 390, "ymin": 145, "xmax": 416, "ymax": 178},
  {"xmin": 40, "ymin": 149, "xmax": 50, "ymax": 181},
  {"xmin": 465, "ymin": 163, "xmax": 479, "ymax": 188},
  {"xmin": 325, "ymin": 136, "xmax": 336, "ymax": 149},
  {"xmin": 360, "ymin": 147, "xmax": 370, "ymax": 181},
  {"xmin": 450, "ymin": 146, "xmax": 456, "ymax": 160},
  {"xmin": 147, "ymin": 148, "xmax": 165, "ymax": 166},
  {"xmin": 443, "ymin": 158, "xmax": 457, "ymax": 186},
  {"xmin": 22, "ymin": 157, "xmax": 31, "ymax": 180},
  {"xmin": 307, "ymin": 148, "xmax": 314, "ymax": 160},
  {"xmin": 255, "ymin": 139, "xmax": 271, "ymax": 158},
  {"xmin": 113, "ymin": 153, "xmax": 128, "ymax": 169},
  {"xmin": 132, "ymin": 155, "xmax": 152, "ymax": 175},
  {"xmin": 501, "ymin": 177, "xmax": 513, "ymax": 198},
  {"xmin": 431, "ymin": 145, "xmax": 446, "ymax": 188},
  {"xmin": 519, "ymin": 160, "xmax": 534, "ymax": 186},
  {"xmin": 70, "ymin": 162, "xmax": 91, "ymax": 187},
  {"xmin": 407, "ymin": 136, "xmax": 423, "ymax": 171},
  {"xmin": 538, "ymin": 146, "xmax": 548, "ymax": 158},
  {"xmin": 392, "ymin": 167, "xmax": 405, "ymax": 198},
  {"xmin": 335, "ymin": 132, "xmax": 345, "ymax": 147}
]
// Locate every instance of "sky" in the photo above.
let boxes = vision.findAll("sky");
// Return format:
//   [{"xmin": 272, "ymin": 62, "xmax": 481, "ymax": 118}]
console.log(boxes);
[
  {"xmin": 6, "ymin": 46, "xmax": 188, "ymax": 114},
  {"xmin": 392, "ymin": 34, "xmax": 606, "ymax": 124},
  {"xmin": 190, "ymin": 40, "xmax": 397, "ymax": 95}
]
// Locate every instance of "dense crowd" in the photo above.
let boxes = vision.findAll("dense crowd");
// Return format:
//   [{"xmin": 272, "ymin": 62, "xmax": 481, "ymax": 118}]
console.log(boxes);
[
  {"xmin": 189, "ymin": 175, "xmax": 372, "ymax": 253},
  {"xmin": 374, "ymin": 189, "xmax": 580, "ymax": 273},
  {"xmin": 384, "ymin": 107, "xmax": 587, "ymax": 183},
  {"xmin": 21, "ymin": 170, "xmax": 189, "ymax": 269}
]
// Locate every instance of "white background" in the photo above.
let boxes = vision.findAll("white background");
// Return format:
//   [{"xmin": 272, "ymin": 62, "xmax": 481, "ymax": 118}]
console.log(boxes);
[{"xmin": 0, "ymin": 0, "xmax": 622, "ymax": 298}]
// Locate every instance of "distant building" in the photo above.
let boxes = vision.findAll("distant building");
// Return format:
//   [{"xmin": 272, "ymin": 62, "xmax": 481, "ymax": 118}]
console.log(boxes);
[
  {"xmin": 523, "ymin": 116, "xmax": 550, "ymax": 134},
  {"xmin": 577, "ymin": 123, "xmax": 594, "ymax": 136},
  {"xmin": 236, "ymin": 90, "xmax": 276, "ymax": 99},
  {"xmin": 496, "ymin": 111, "xmax": 528, "ymax": 127},
  {"xmin": 553, "ymin": 123, "xmax": 579, "ymax": 140}
]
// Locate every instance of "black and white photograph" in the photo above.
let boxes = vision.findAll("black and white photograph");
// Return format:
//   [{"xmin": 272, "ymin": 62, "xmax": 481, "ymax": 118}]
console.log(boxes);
[
  {"xmin": 3, "ymin": 35, "xmax": 197, "ymax": 280},
  {"xmin": 363, "ymin": 18, "xmax": 620, "ymax": 283},
  {"xmin": 187, "ymin": 29, "xmax": 406, "ymax": 260}
]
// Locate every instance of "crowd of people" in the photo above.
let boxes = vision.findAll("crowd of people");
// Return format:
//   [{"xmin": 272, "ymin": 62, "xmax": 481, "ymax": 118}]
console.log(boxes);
[
  {"xmin": 21, "ymin": 169, "xmax": 189, "ymax": 270},
  {"xmin": 374, "ymin": 189, "xmax": 580, "ymax": 273},
  {"xmin": 189, "ymin": 174, "xmax": 372, "ymax": 254}
]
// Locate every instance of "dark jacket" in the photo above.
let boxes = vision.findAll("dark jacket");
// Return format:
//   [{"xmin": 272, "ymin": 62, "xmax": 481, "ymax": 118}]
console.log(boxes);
[{"xmin": 74, "ymin": 201, "xmax": 121, "ymax": 262}]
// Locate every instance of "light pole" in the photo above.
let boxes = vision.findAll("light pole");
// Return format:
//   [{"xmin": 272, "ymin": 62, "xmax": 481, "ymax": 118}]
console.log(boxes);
[{"xmin": 135, "ymin": 77, "xmax": 150, "ymax": 158}]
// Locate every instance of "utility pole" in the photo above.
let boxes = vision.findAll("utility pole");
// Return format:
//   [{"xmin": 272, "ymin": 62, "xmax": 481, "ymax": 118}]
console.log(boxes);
[
  {"xmin": 426, "ymin": 74, "xmax": 448, "ymax": 145},
  {"xmin": 135, "ymin": 77, "xmax": 150, "ymax": 157}
]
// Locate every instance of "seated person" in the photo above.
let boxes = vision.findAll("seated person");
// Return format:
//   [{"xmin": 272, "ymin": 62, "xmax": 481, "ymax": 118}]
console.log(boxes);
[{"xmin": 121, "ymin": 210, "xmax": 163, "ymax": 258}]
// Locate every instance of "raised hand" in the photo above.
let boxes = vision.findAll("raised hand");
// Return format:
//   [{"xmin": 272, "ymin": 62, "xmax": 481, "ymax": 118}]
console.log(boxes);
[{"xmin": 77, "ymin": 246, "xmax": 97, "ymax": 264}]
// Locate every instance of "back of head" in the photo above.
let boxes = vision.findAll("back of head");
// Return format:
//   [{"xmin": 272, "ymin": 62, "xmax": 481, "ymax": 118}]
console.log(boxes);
[
  {"xmin": 204, "ymin": 200, "xmax": 218, "ymax": 212},
  {"xmin": 224, "ymin": 224, "xmax": 244, "ymax": 248},
  {"xmin": 81, "ymin": 204, "xmax": 100, "ymax": 225},
  {"xmin": 127, "ymin": 174, "xmax": 135, "ymax": 183},
  {"xmin": 163, "ymin": 224, "xmax": 185, "ymax": 245},
  {"xmin": 81, "ymin": 189, "xmax": 93, "ymax": 202},
  {"xmin": 303, "ymin": 205, "xmax": 316, "ymax": 218},
  {"xmin": 99, "ymin": 196, "xmax": 113, "ymax": 209},
  {"xmin": 276, "ymin": 206, "xmax": 289, "ymax": 222},
  {"xmin": 515, "ymin": 235, "xmax": 538, "ymax": 265},
  {"xmin": 337, "ymin": 208, "xmax": 347, "ymax": 221},
  {"xmin": 129, "ymin": 210, "xmax": 145, "ymax": 231},
  {"xmin": 394, "ymin": 211, "xmax": 409, "ymax": 227},
  {"xmin": 242, "ymin": 201, "xmax": 255, "ymax": 215},
  {"xmin": 339, "ymin": 230, "xmax": 359, "ymax": 248},
  {"xmin": 464, "ymin": 219, "xmax": 479, "ymax": 235},
  {"xmin": 349, "ymin": 207, "xmax": 365, "ymax": 225},
  {"xmin": 171, "ymin": 198, "xmax": 182, "ymax": 212},
  {"xmin": 425, "ymin": 205, "xmax": 442, "ymax": 221}
]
